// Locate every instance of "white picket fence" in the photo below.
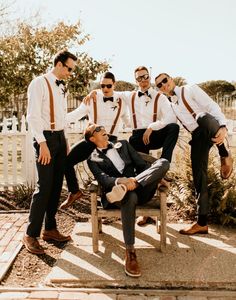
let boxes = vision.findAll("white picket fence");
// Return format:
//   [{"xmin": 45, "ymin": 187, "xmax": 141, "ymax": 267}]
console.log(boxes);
[{"xmin": 0, "ymin": 115, "xmax": 236, "ymax": 189}]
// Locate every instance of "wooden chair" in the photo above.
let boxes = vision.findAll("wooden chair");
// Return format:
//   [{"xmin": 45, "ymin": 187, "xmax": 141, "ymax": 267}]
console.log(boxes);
[{"xmin": 89, "ymin": 153, "xmax": 168, "ymax": 253}]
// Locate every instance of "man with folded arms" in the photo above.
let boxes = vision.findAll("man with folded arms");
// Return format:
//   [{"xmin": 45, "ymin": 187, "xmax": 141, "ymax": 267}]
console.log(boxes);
[
  {"xmin": 155, "ymin": 73, "xmax": 234, "ymax": 235},
  {"xmin": 86, "ymin": 124, "xmax": 169, "ymax": 277},
  {"xmin": 60, "ymin": 71, "xmax": 130, "ymax": 209}
]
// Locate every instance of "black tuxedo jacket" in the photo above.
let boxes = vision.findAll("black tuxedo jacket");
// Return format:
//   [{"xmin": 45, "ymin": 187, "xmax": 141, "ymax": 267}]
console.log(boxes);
[{"xmin": 87, "ymin": 140, "xmax": 149, "ymax": 207}]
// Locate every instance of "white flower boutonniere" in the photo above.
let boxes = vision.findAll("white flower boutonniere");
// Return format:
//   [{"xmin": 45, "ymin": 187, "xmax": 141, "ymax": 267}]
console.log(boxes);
[
  {"xmin": 114, "ymin": 142, "xmax": 122, "ymax": 149},
  {"xmin": 90, "ymin": 150, "xmax": 103, "ymax": 162},
  {"xmin": 111, "ymin": 98, "xmax": 120, "ymax": 111},
  {"xmin": 145, "ymin": 94, "xmax": 151, "ymax": 106}
]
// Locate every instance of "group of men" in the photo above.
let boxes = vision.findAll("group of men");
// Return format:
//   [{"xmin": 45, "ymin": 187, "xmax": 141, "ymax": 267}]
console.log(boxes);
[{"xmin": 23, "ymin": 49, "xmax": 233, "ymax": 278}]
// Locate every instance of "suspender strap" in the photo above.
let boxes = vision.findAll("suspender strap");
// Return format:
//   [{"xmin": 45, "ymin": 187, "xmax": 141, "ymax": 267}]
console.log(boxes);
[
  {"xmin": 153, "ymin": 93, "xmax": 161, "ymax": 122},
  {"xmin": 110, "ymin": 98, "xmax": 122, "ymax": 135},
  {"xmin": 93, "ymin": 96, "xmax": 97, "ymax": 124},
  {"xmin": 44, "ymin": 77, "xmax": 55, "ymax": 130},
  {"xmin": 181, "ymin": 87, "xmax": 196, "ymax": 119},
  {"xmin": 131, "ymin": 92, "xmax": 137, "ymax": 128}
]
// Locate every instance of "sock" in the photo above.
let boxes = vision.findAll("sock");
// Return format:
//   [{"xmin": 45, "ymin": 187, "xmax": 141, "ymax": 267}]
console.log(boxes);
[
  {"xmin": 197, "ymin": 215, "xmax": 207, "ymax": 227},
  {"xmin": 217, "ymin": 143, "xmax": 229, "ymax": 157}
]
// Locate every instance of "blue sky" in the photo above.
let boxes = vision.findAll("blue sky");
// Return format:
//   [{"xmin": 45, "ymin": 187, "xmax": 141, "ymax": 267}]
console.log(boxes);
[{"xmin": 13, "ymin": 0, "xmax": 236, "ymax": 85}]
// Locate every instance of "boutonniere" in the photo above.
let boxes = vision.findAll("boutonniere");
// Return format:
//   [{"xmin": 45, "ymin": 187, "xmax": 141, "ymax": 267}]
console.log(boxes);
[
  {"xmin": 145, "ymin": 94, "xmax": 151, "ymax": 106},
  {"xmin": 171, "ymin": 95, "xmax": 178, "ymax": 104},
  {"xmin": 111, "ymin": 98, "xmax": 120, "ymax": 111},
  {"xmin": 90, "ymin": 150, "xmax": 103, "ymax": 162},
  {"xmin": 114, "ymin": 142, "xmax": 122, "ymax": 149}
]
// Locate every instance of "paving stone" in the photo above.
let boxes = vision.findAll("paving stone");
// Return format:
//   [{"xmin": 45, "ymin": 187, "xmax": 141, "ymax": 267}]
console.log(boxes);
[
  {"xmin": 0, "ymin": 291, "xmax": 29, "ymax": 298},
  {"xmin": 88, "ymin": 293, "xmax": 117, "ymax": 300},
  {"xmin": 1, "ymin": 227, "xmax": 18, "ymax": 246},
  {"xmin": 59, "ymin": 292, "xmax": 89, "ymax": 299},
  {"xmin": 118, "ymin": 295, "xmax": 147, "ymax": 300},
  {"xmin": 28, "ymin": 290, "xmax": 59, "ymax": 299},
  {"xmin": 160, "ymin": 297, "xmax": 177, "ymax": 300},
  {"xmin": 177, "ymin": 297, "xmax": 207, "ymax": 300}
]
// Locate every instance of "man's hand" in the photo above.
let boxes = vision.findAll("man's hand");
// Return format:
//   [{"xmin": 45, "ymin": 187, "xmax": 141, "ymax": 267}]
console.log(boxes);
[
  {"xmin": 143, "ymin": 128, "xmax": 153, "ymax": 145},
  {"xmin": 117, "ymin": 177, "xmax": 137, "ymax": 191},
  {"xmin": 83, "ymin": 90, "xmax": 98, "ymax": 105},
  {"xmin": 211, "ymin": 127, "xmax": 227, "ymax": 145},
  {"xmin": 38, "ymin": 142, "xmax": 51, "ymax": 165}
]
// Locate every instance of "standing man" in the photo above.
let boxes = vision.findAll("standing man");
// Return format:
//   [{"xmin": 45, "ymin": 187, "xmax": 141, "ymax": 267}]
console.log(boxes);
[
  {"xmin": 155, "ymin": 73, "xmax": 234, "ymax": 235},
  {"xmin": 60, "ymin": 71, "xmax": 130, "ymax": 209},
  {"xmin": 23, "ymin": 50, "xmax": 77, "ymax": 254},
  {"xmin": 86, "ymin": 124, "xmax": 169, "ymax": 277}
]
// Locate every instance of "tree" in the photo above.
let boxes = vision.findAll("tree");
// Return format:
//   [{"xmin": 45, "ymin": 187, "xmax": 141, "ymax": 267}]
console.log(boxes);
[
  {"xmin": 173, "ymin": 76, "xmax": 187, "ymax": 86},
  {"xmin": 199, "ymin": 80, "xmax": 235, "ymax": 97},
  {"xmin": 0, "ymin": 21, "xmax": 109, "ymax": 118}
]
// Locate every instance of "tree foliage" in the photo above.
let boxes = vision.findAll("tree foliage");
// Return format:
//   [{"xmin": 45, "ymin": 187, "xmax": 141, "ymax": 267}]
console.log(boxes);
[
  {"xmin": 199, "ymin": 80, "xmax": 235, "ymax": 97},
  {"xmin": 173, "ymin": 76, "xmax": 187, "ymax": 87},
  {"xmin": 0, "ymin": 21, "xmax": 109, "ymax": 114}
]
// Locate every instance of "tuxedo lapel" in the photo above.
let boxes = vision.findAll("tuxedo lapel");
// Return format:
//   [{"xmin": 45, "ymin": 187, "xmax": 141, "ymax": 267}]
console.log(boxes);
[{"xmin": 95, "ymin": 149, "xmax": 122, "ymax": 176}]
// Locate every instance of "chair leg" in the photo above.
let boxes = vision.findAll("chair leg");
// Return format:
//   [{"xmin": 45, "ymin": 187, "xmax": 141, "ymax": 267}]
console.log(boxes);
[
  {"xmin": 91, "ymin": 191, "xmax": 99, "ymax": 253},
  {"xmin": 160, "ymin": 191, "xmax": 167, "ymax": 252},
  {"xmin": 156, "ymin": 217, "xmax": 159, "ymax": 233}
]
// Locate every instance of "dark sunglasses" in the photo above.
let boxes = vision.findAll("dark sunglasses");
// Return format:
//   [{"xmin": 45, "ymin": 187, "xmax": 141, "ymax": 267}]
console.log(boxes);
[
  {"xmin": 62, "ymin": 62, "xmax": 73, "ymax": 73},
  {"xmin": 156, "ymin": 77, "xmax": 168, "ymax": 88},
  {"xmin": 100, "ymin": 84, "xmax": 113, "ymax": 89},
  {"xmin": 90, "ymin": 125, "xmax": 105, "ymax": 136},
  {"xmin": 136, "ymin": 73, "xmax": 149, "ymax": 82}
]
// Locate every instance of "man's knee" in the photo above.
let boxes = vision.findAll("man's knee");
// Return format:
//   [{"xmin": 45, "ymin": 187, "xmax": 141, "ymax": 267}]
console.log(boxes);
[
  {"xmin": 153, "ymin": 158, "xmax": 170, "ymax": 176},
  {"xmin": 166, "ymin": 123, "xmax": 180, "ymax": 134}
]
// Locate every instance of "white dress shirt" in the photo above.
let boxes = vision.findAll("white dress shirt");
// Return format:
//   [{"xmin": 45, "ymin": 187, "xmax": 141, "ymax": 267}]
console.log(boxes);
[
  {"xmin": 27, "ymin": 71, "xmax": 68, "ymax": 143},
  {"xmin": 66, "ymin": 91, "xmax": 130, "ymax": 136},
  {"xmin": 171, "ymin": 85, "xmax": 227, "ymax": 132},
  {"xmin": 121, "ymin": 87, "xmax": 177, "ymax": 131},
  {"xmin": 98, "ymin": 146, "xmax": 125, "ymax": 174}
]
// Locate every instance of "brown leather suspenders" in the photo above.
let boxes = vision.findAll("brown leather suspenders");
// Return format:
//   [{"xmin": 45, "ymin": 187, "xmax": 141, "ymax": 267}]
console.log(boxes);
[
  {"xmin": 44, "ymin": 77, "xmax": 55, "ymax": 130},
  {"xmin": 181, "ymin": 87, "xmax": 196, "ymax": 119},
  {"xmin": 93, "ymin": 97, "xmax": 122, "ymax": 135},
  {"xmin": 131, "ymin": 92, "xmax": 161, "ymax": 128}
]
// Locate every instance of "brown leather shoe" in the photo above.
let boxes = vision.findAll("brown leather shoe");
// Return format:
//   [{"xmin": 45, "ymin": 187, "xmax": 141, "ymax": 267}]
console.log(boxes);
[
  {"xmin": 136, "ymin": 216, "xmax": 149, "ymax": 226},
  {"xmin": 220, "ymin": 154, "xmax": 233, "ymax": 179},
  {"xmin": 59, "ymin": 190, "xmax": 83, "ymax": 209},
  {"xmin": 22, "ymin": 235, "xmax": 45, "ymax": 254},
  {"xmin": 42, "ymin": 229, "xmax": 71, "ymax": 242},
  {"xmin": 125, "ymin": 249, "xmax": 141, "ymax": 277},
  {"xmin": 179, "ymin": 223, "xmax": 208, "ymax": 235}
]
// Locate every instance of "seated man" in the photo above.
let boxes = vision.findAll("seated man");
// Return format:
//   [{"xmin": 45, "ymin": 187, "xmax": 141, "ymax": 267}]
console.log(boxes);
[{"xmin": 86, "ymin": 124, "xmax": 169, "ymax": 278}]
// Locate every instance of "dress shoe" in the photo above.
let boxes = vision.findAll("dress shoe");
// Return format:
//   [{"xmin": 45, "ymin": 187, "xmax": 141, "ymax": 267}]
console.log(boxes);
[
  {"xmin": 136, "ymin": 216, "xmax": 149, "ymax": 226},
  {"xmin": 22, "ymin": 235, "xmax": 45, "ymax": 255},
  {"xmin": 42, "ymin": 229, "xmax": 71, "ymax": 242},
  {"xmin": 125, "ymin": 249, "xmax": 141, "ymax": 277},
  {"xmin": 59, "ymin": 190, "xmax": 83, "ymax": 209},
  {"xmin": 220, "ymin": 154, "xmax": 233, "ymax": 179},
  {"xmin": 106, "ymin": 184, "xmax": 127, "ymax": 203},
  {"xmin": 179, "ymin": 223, "xmax": 208, "ymax": 235}
]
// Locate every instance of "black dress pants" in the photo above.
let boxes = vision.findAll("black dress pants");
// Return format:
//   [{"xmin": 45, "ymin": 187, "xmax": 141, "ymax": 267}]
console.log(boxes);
[
  {"xmin": 26, "ymin": 131, "xmax": 67, "ymax": 237},
  {"xmin": 129, "ymin": 123, "xmax": 179, "ymax": 162},
  {"xmin": 190, "ymin": 113, "xmax": 228, "ymax": 217}
]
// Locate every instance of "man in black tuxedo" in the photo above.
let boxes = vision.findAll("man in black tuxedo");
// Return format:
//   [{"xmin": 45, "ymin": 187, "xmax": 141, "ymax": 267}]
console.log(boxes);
[{"xmin": 86, "ymin": 124, "xmax": 169, "ymax": 278}]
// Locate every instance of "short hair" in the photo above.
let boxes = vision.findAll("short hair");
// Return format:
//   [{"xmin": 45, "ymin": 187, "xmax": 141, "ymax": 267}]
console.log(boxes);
[
  {"xmin": 134, "ymin": 66, "xmax": 149, "ymax": 75},
  {"xmin": 100, "ymin": 71, "xmax": 116, "ymax": 83},
  {"xmin": 54, "ymin": 50, "xmax": 77, "ymax": 67},
  {"xmin": 155, "ymin": 73, "xmax": 170, "ymax": 82},
  {"xmin": 84, "ymin": 123, "xmax": 98, "ymax": 142}
]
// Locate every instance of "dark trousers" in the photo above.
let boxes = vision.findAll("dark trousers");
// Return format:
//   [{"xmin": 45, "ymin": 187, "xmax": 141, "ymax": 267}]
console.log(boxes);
[
  {"xmin": 26, "ymin": 131, "xmax": 67, "ymax": 237},
  {"xmin": 190, "ymin": 113, "xmax": 229, "ymax": 217},
  {"xmin": 129, "ymin": 123, "xmax": 179, "ymax": 162},
  {"xmin": 115, "ymin": 158, "xmax": 169, "ymax": 246},
  {"xmin": 65, "ymin": 135, "xmax": 117, "ymax": 193}
]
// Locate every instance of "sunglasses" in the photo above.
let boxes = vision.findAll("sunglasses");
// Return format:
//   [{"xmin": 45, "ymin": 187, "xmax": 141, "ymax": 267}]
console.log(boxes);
[
  {"xmin": 156, "ymin": 77, "xmax": 168, "ymax": 88},
  {"xmin": 90, "ymin": 125, "xmax": 105, "ymax": 137},
  {"xmin": 62, "ymin": 62, "xmax": 73, "ymax": 73},
  {"xmin": 100, "ymin": 84, "xmax": 113, "ymax": 89},
  {"xmin": 136, "ymin": 74, "xmax": 149, "ymax": 82}
]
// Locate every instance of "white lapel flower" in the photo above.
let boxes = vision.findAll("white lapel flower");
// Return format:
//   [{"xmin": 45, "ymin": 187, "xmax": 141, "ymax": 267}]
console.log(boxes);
[
  {"xmin": 114, "ymin": 142, "xmax": 122, "ymax": 149},
  {"xmin": 90, "ymin": 149, "xmax": 103, "ymax": 162},
  {"xmin": 111, "ymin": 97, "xmax": 120, "ymax": 111}
]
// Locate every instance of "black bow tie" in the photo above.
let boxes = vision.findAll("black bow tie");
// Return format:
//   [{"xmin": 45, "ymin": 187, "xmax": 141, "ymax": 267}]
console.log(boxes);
[
  {"xmin": 101, "ymin": 143, "xmax": 113, "ymax": 154},
  {"xmin": 55, "ymin": 79, "xmax": 65, "ymax": 86},
  {"xmin": 138, "ymin": 90, "xmax": 151, "ymax": 98},
  {"xmin": 103, "ymin": 97, "xmax": 114, "ymax": 103}
]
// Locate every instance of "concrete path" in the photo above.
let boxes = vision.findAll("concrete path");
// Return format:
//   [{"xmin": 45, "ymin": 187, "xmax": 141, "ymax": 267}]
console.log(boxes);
[{"xmin": 45, "ymin": 221, "xmax": 236, "ymax": 291}]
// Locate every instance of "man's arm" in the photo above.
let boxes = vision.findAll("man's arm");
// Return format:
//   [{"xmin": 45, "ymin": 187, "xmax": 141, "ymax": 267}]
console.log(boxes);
[{"xmin": 66, "ymin": 102, "xmax": 89, "ymax": 124}]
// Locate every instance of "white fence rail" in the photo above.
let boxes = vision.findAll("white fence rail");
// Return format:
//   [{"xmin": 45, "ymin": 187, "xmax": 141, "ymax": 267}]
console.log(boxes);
[{"xmin": 0, "ymin": 114, "xmax": 236, "ymax": 189}]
